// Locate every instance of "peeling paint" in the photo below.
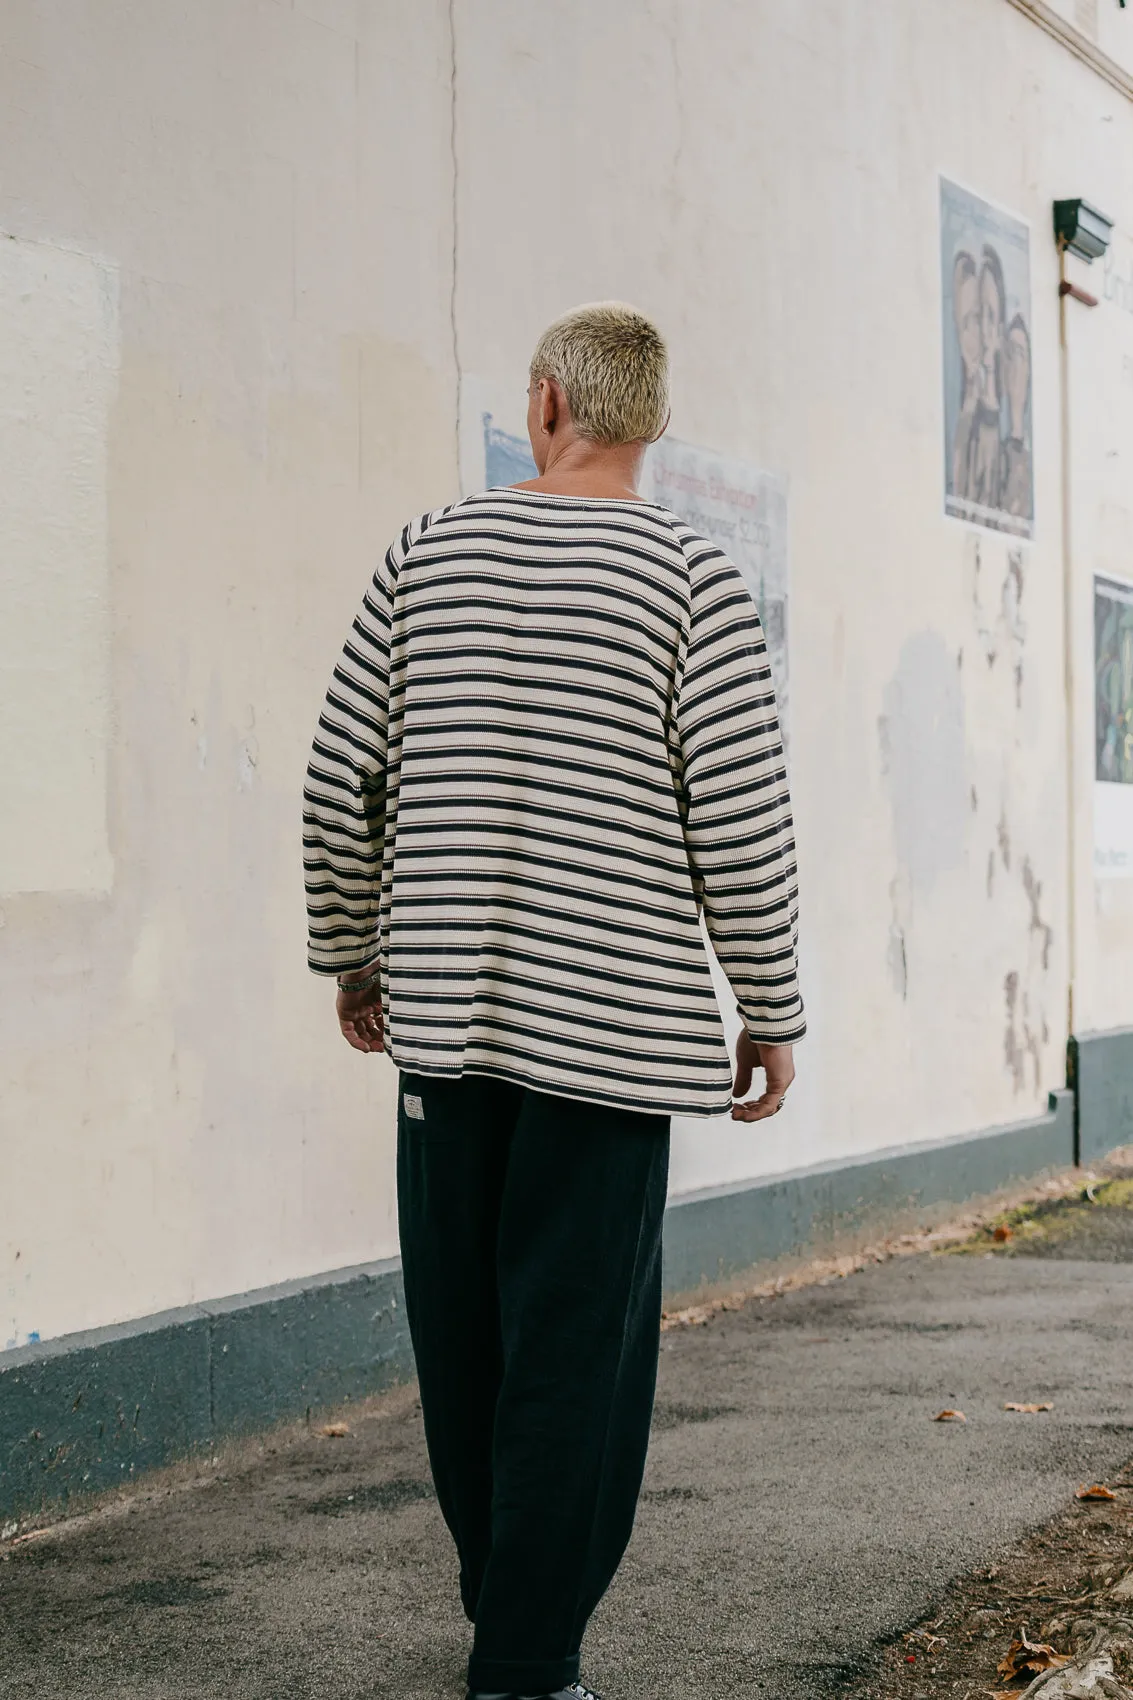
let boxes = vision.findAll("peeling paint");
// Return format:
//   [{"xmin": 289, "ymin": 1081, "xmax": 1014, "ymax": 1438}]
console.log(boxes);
[
  {"xmin": 237, "ymin": 738, "xmax": 259, "ymax": 791},
  {"xmin": 968, "ymin": 536, "xmax": 1029, "ymax": 688},
  {"xmin": 997, "ymin": 809, "xmax": 1011, "ymax": 871},
  {"xmin": 886, "ymin": 923, "xmax": 908, "ymax": 999},
  {"xmin": 1003, "ymin": 970, "xmax": 1044, "ymax": 1095},
  {"xmin": 1021, "ymin": 857, "xmax": 1054, "ymax": 971},
  {"xmin": 885, "ymin": 875, "xmax": 911, "ymax": 1001},
  {"xmin": 1004, "ymin": 971, "xmax": 1024, "ymax": 1089},
  {"xmin": 986, "ymin": 849, "xmax": 996, "ymax": 898},
  {"xmin": 1005, "ymin": 549, "xmax": 1024, "ymax": 619},
  {"xmin": 887, "ymin": 933, "xmax": 908, "ymax": 1003}
]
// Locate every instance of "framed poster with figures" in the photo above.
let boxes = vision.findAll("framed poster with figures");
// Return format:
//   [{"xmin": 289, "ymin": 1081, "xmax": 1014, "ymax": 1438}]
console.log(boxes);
[{"xmin": 941, "ymin": 178, "xmax": 1034, "ymax": 539}]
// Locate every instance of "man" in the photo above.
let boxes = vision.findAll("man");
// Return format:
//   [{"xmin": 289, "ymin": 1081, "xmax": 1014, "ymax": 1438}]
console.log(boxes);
[{"xmin": 303, "ymin": 303, "xmax": 804, "ymax": 1700}]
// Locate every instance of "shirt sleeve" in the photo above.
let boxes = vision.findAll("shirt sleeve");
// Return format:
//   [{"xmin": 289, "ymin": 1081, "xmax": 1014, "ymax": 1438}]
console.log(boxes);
[
  {"xmin": 671, "ymin": 529, "xmax": 806, "ymax": 1043},
  {"xmin": 302, "ymin": 526, "xmax": 406, "ymax": 977}
]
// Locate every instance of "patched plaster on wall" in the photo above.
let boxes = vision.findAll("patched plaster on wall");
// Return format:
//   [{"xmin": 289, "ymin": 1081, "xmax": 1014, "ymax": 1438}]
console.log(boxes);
[
  {"xmin": 879, "ymin": 630, "xmax": 969, "ymax": 896},
  {"xmin": 0, "ymin": 233, "xmax": 119, "ymax": 894}
]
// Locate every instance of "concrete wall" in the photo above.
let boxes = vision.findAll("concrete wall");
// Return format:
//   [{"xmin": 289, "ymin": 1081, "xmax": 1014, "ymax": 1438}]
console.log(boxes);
[{"xmin": 2, "ymin": 0, "xmax": 1131, "ymax": 1350}]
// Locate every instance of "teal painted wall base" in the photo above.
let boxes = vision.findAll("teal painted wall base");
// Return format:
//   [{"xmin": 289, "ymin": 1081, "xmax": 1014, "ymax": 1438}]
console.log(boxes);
[
  {"xmin": 662, "ymin": 1089, "xmax": 1073, "ymax": 1293},
  {"xmin": 6, "ymin": 1032, "xmax": 1133, "ymax": 1525},
  {"xmin": 0, "ymin": 1259, "xmax": 408, "ymax": 1523},
  {"xmin": 1072, "ymin": 1027, "xmax": 1133, "ymax": 1164}
]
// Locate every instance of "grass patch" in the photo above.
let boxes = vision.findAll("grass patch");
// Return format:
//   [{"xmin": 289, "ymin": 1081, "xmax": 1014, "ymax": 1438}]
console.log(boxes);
[{"xmin": 949, "ymin": 1168, "xmax": 1133, "ymax": 1262}]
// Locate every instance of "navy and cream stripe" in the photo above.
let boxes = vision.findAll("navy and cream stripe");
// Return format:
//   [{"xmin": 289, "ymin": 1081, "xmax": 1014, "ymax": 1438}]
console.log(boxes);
[{"xmin": 304, "ymin": 487, "xmax": 804, "ymax": 1116}]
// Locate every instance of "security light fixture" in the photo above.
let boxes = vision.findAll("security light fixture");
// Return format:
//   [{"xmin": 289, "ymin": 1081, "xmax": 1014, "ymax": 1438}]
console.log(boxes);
[{"xmin": 1053, "ymin": 198, "xmax": 1114, "ymax": 262}]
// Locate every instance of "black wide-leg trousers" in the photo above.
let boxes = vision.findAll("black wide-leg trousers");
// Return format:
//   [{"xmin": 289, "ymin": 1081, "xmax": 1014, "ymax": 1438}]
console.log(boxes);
[{"xmin": 396, "ymin": 1070, "xmax": 670, "ymax": 1696}]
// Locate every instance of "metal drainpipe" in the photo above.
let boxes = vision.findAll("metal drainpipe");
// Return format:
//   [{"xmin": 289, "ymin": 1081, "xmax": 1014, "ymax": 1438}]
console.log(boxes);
[{"xmin": 1058, "ymin": 237, "xmax": 1078, "ymax": 1052}]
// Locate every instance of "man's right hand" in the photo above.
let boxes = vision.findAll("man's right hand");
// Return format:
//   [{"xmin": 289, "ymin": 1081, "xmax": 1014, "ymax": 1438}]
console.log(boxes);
[
  {"xmin": 336, "ymin": 979, "xmax": 385, "ymax": 1054},
  {"xmin": 731, "ymin": 1033, "xmax": 794, "ymax": 1122}
]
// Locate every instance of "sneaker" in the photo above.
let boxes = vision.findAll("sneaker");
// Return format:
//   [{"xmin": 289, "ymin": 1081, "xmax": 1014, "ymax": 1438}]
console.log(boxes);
[{"xmin": 467, "ymin": 1685, "xmax": 603, "ymax": 1700}]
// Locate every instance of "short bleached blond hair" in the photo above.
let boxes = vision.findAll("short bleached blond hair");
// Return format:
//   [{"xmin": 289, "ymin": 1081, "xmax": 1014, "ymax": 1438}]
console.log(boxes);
[{"xmin": 529, "ymin": 302, "xmax": 670, "ymax": 445}]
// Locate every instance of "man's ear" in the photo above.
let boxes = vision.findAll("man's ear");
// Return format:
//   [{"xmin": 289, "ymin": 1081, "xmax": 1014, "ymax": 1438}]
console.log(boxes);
[
  {"xmin": 649, "ymin": 408, "xmax": 672, "ymax": 444},
  {"xmin": 538, "ymin": 377, "xmax": 564, "ymax": 437}
]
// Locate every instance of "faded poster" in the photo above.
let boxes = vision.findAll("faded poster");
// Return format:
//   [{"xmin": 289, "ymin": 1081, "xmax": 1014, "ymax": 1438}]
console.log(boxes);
[
  {"xmin": 644, "ymin": 436, "xmax": 790, "ymax": 750},
  {"xmin": 1095, "ymin": 573, "xmax": 1133, "ymax": 877},
  {"xmin": 482, "ymin": 411, "xmax": 537, "ymax": 487},
  {"xmin": 940, "ymin": 178, "xmax": 1034, "ymax": 539},
  {"xmin": 458, "ymin": 375, "xmax": 536, "ymax": 495}
]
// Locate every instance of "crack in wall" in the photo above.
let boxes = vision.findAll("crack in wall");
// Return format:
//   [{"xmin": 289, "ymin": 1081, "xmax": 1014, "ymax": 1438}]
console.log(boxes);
[
  {"xmin": 667, "ymin": 0, "xmax": 687, "ymax": 214},
  {"xmin": 448, "ymin": 0, "xmax": 462, "ymax": 481},
  {"xmin": 887, "ymin": 878, "xmax": 909, "ymax": 1001}
]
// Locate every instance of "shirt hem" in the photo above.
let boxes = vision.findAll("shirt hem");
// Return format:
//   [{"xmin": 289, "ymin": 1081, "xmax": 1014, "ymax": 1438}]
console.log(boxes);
[{"xmin": 389, "ymin": 1050, "xmax": 733, "ymax": 1120}]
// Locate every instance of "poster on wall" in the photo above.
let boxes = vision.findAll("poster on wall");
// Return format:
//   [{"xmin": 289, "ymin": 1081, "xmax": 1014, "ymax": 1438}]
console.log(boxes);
[
  {"xmin": 459, "ymin": 375, "xmax": 537, "ymax": 495},
  {"xmin": 643, "ymin": 437, "xmax": 790, "ymax": 751},
  {"xmin": 940, "ymin": 177, "xmax": 1034, "ymax": 539},
  {"xmin": 482, "ymin": 412, "xmax": 537, "ymax": 486},
  {"xmin": 1095, "ymin": 572, "xmax": 1133, "ymax": 878}
]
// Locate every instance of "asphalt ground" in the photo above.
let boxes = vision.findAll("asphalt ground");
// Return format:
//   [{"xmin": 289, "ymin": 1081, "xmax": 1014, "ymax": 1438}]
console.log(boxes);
[{"xmin": 3, "ymin": 1171, "xmax": 1133, "ymax": 1700}]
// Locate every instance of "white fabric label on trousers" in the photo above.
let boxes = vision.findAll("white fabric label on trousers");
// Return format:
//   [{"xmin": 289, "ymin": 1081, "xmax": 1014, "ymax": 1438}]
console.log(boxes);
[{"xmin": 403, "ymin": 1093, "xmax": 425, "ymax": 1121}]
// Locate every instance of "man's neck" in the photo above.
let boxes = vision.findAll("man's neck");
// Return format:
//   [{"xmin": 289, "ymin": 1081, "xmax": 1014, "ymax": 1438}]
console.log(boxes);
[{"xmin": 514, "ymin": 436, "xmax": 648, "ymax": 501}]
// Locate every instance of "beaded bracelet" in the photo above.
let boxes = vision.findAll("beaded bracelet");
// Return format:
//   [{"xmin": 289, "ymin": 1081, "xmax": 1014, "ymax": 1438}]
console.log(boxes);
[{"xmin": 337, "ymin": 969, "xmax": 382, "ymax": 993}]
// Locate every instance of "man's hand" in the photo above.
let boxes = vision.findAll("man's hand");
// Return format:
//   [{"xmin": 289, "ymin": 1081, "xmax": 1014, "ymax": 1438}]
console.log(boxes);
[
  {"xmin": 731, "ymin": 1033, "xmax": 794, "ymax": 1122},
  {"xmin": 336, "ymin": 979, "xmax": 384, "ymax": 1053}
]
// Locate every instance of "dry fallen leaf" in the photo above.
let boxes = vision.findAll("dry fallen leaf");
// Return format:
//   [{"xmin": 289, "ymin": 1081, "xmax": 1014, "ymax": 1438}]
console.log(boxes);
[
  {"xmin": 1075, "ymin": 1483, "xmax": 1117, "ymax": 1501},
  {"xmin": 1004, "ymin": 1402, "xmax": 1054, "ymax": 1413},
  {"xmin": 993, "ymin": 1224, "xmax": 1013, "ymax": 1242},
  {"xmin": 7, "ymin": 1528, "xmax": 53, "ymax": 1550},
  {"xmin": 319, "ymin": 1422, "xmax": 351, "ymax": 1439},
  {"xmin": 905, "ymin": 1629, "xmax": 946, "ymax": 1652},
  {"xmin": 934, "ymin": 1408, "xmax": 967, "ymax": 1422},
  {"xmin": 996, "ymin": 1631, "xmax": 1070, "ymax": 1680}
]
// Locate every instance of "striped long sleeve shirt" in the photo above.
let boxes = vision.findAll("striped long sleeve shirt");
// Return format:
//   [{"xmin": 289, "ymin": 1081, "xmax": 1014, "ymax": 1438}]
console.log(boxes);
[{"xmin": 304, "ymin": 488, "xmax": 804, "ymax": 1117}]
